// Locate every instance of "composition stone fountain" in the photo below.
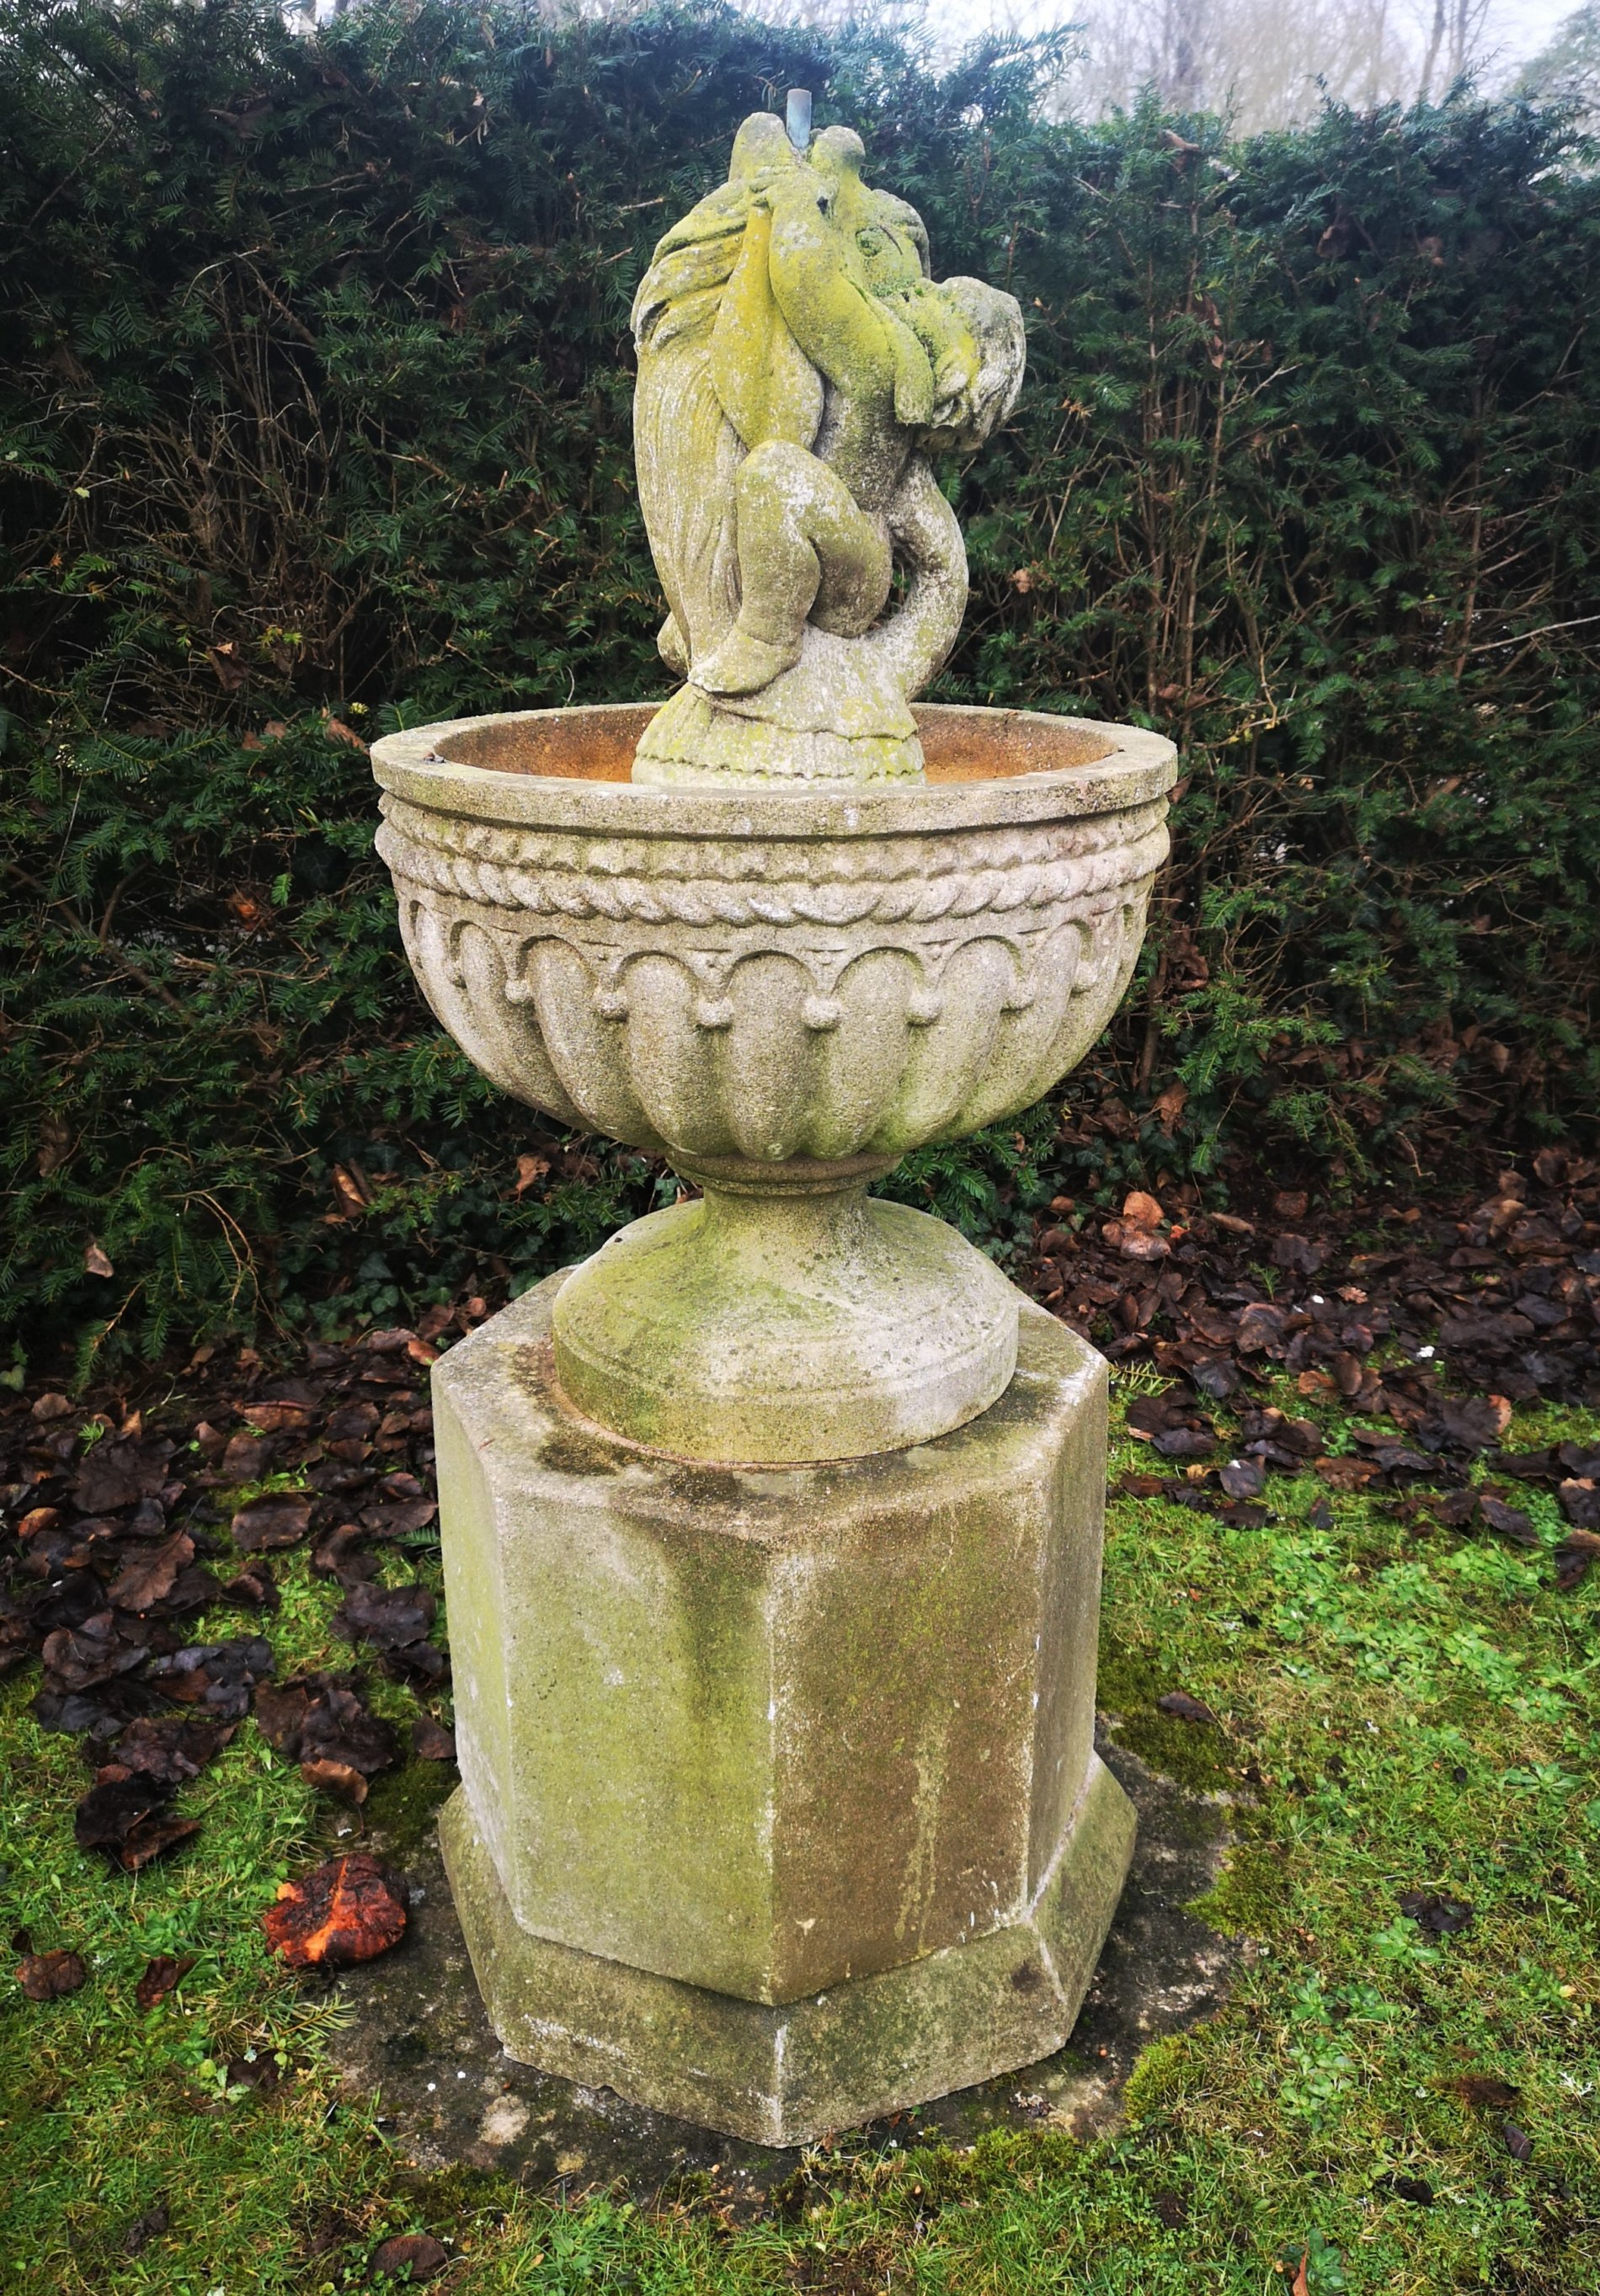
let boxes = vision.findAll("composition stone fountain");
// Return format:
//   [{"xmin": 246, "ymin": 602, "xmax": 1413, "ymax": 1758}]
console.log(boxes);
[{"xmin": 371, "ymin": 97, "xmax": 1176, "ymax": 2144}]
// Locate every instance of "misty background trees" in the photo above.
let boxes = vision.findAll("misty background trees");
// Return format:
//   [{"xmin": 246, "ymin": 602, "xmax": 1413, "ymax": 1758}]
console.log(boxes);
[{"xmin": 921, "ymin": 0, "xmax": 1600, "ymax": 131}]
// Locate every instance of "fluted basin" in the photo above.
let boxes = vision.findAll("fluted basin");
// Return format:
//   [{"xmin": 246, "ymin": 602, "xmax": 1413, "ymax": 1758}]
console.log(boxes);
[{"xmin": 373, "ymin": 701, "xmax": 1175, "ymax": 1461}]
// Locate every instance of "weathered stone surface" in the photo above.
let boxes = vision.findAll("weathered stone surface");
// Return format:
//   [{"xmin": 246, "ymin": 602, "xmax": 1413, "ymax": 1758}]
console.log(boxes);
[
  {"xmin": 629, "ymin": 114, "xmax": 1027, "ymax": 786},
  {"xmin": 432, "ymin": 1278, "xmax": 1133, "ymax": 2140},
  {"xmin": 372, "ymin": 701, "xmax": 1175, "ymax": 1461},
  {"xmin": 366, "ymin": 106, "xmax": 1172, "ymax": 2147},
  {"xmin": 440, "ymin": 1754, "xmax": 1133, "ymax": 2147},
  {"xmin": 372, "ymin": 705, "xmax": 1173, "ymax": 1172},
  {"xmin": 549, "ymin": 1159, "xmax": 1020, "ymax": 1462},
  {"xmin": 438, "ymin": 1278, "xmax": 1109, "ymax": 1996},
  {"xmin": 325, "ymin": 1739, "xmax": 1230, "ymax": 2190}
]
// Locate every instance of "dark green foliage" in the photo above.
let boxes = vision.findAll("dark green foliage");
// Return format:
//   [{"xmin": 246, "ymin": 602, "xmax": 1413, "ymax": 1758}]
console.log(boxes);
[
  {"xmin": 0, "ymin": 712, "xmax": 665, "ymax": 1372},
  {"xmin": 3, "ymin": 0, "xmax": 1597, "ymax": 1367},
  {"xmin": 967, "ymin": 93, "xmax": 1600, "ymax": 1174}
]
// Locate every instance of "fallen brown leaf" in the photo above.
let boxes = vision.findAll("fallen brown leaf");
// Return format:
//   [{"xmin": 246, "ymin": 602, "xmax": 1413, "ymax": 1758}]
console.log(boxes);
[
  {"xmin": 41, "ymin": 1612, "xmax": 150, "ymax": 1691},
  {"xmin": 1398, "ymin": 1889, "xmax": 1474, "ymax": 1936},
  {"xmin": 73, "ymin": 1434, "xmax": 173, "ymax": 1512},
  {"xmin": 105, "ymin": 1530, "xmax": 195, "ymax": 1613},
  {"xmin": 146, "ymin": 1636, "xmax": 272, "ymax": 1719},
  {"xmin": 1477, "ymin": 1494, "xmax": 1538, "ymax": 1547},
  {"xmin": 1152, "ymin": 1426, "xmax": 1216, "ymax": 1460},
  {"xmin": 135, "ymin": 1953, "xmax": 195, "ymax": 2011},
  {"xmin": 1555, "ymin": 1527, "xmax": 1600, "ymax": 1590},
  {"xmin": 231, "ymin": 1494, "xmax": 314, "ymax": 1552},
  {"xmin": 328, "ymin": 1164, "xmax": 369, "ymax": 1221},
  {"xmin": 75, "ymin": 1780, "xmax": 200, "ymax": 1872},
  {"xmin": 300, "ymin": 1756, "xmax": 369, "ymax": 1808},
  {"xmin": 1316, "ymin": 1455, "xmax": 1377, "ymax": 1491},
  {"xmin": 1559, "ymin": 1478, "xmax": 1600, "ymax": 1529},
  {"xmin": 1157, "ymin": 1690, "xmax": 1220, "ymax": 1726},
  {"xmin": 100, "ymin": 1716, "xmax": 231, "ymax": 1787},
  {"xmin": 371, "ymin": 2231, "xmax": 448, "ymax": 2284},
  {"xmin": 513, "ymin": 1152, "xmax": 551, "ymax": 1198},
  {"xmin": 221, "ymin": 1559, "xmax": 280, "ymax": 1610},
  {"xmin": 1452, "ymin": 2072, "xmax": 1519, "ymax": 2109},
  {"xmin": 240, "ymin": 1399, "xmax": 316, "ymax": 1435},
  {"xmin": 1235, "ymin": 1302, "xmax": 1285, "ymax": 1353},
  {"xmin": 221, "ymin": 1433, "xmax": 275, "ymax": 1483},
  {"xmin": 411, "ymin": 1715, "xmax": 456, "ymax": 1762},
  {"xmin": 332, "ymin": 1580, "xmax": 437, "ymax": 1651},
  {"xmin": 254, "ymin": 1674, "xmax": 399, "ymax": 1777},
  {"xmin": 1374, "ymin": 2171, "xmax": 1433, "ymax": 2206},
  {"xmin": 16, "ymin": 1947, "xmax": 88, "ymax": 2001},
  {"xmin": 122, "ymin": 2200, "xmax": 170, "ymax": 2256}
]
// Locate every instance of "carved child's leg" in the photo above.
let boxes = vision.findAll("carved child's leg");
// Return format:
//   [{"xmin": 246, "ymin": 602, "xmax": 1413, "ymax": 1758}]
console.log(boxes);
[
  {"xmin": 693, "ymin": 441, "xmax": 892, "ymax": 698},
  {"xmin": 657, "ymin": 611, "xmax": 689, "ymax": 675}
]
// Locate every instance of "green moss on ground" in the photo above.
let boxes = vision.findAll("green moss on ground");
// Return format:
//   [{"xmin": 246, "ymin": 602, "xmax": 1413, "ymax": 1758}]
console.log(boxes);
[
  {"xmin": 361, "ymin": 1760, "xmax": 456, "ymax": 1857},
  {"xmin": 3, "ymin": 1378, "xmax": 1597, "ymax": 2292}
]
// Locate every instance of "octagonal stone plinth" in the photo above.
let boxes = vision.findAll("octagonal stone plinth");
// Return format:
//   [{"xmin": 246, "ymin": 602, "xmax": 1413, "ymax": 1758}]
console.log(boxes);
[{"xmin": 432, "ymin": 1271, "xmax": 1133, "ymax": 2144}]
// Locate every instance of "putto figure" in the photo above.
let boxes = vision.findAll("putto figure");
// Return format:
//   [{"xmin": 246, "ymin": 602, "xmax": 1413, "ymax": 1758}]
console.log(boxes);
[{"xmin": 631, "ymin": 110, "xmax": 1026, "ymax": 785}]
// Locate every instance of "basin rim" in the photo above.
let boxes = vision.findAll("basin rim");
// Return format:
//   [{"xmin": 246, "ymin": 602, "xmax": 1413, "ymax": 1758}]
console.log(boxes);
[{"xmin": 371, "ymin": 700, "xmax": 1176, "ymax": 837}]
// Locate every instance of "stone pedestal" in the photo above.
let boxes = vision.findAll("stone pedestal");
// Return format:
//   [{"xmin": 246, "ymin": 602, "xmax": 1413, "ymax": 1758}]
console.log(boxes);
[
  {"xmin": 432, "ymin": 1271, "xmax": 1134, "ymax": 2145},
  {"xmin": 550, "ymin": 1155, "xmax": 1021, "ymax": 1464}
]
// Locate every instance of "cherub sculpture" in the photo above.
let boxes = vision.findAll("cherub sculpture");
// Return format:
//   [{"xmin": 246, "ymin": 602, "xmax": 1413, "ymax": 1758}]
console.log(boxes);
[{"xmin": 630, "ymin": 111, "xmax": 1026, "ymax": 785}]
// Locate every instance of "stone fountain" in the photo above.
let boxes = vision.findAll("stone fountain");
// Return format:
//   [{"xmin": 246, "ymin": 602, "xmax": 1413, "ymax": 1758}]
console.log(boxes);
[{"xmin": 371, "ymin": 99, "xmax": 1175, "ymax": 2145}]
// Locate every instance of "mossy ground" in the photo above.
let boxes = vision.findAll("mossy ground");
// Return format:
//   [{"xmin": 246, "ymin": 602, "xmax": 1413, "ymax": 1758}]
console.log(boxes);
[{"xmin": 2, "ymin": 1376, "xmax": 1595, "ymax": 2293}]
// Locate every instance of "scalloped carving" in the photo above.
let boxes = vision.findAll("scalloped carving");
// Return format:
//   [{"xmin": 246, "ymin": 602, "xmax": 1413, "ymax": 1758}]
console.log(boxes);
[{"xmin": 387, "ymin": 776, "xmax": 1164, "ymax": 1161}]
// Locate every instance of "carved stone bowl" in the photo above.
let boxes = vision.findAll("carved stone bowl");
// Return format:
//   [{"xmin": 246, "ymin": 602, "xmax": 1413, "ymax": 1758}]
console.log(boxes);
[{"xmin": 372, "ymin": 702, "xmax": 1175, "ymax": 1463}]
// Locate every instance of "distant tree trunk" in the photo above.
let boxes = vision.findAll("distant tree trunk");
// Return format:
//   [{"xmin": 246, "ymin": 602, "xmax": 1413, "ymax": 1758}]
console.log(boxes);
[
  {"xmin": 1418, "ymin": 0, "xmax": 1447, "ymax": 97},
  {"xmin": 1362, "ymin": 0, "xmax": 1393, "ymax": 105},
  {"xmin": 1165, "ymin": 0, "xmax": 1208, "ymax": 107}
]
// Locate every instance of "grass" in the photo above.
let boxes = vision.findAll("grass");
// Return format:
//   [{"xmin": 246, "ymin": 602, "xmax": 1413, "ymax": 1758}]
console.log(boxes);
[{"xmin": 2, "ymin": 1375, "xmax": 1596, "ymax": 2293}]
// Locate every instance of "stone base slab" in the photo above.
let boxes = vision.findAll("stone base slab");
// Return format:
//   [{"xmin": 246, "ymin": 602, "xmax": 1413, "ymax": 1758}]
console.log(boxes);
[{"xmin": 440, "ymin": 1755, "xmax": 1135, "ymax": 2147}]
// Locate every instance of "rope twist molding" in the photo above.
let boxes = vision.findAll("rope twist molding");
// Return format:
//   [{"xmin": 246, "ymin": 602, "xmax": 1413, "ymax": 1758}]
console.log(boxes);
[{"xmin": 376, "ymin": 803, "xmax": 1169, "ymax": 930}]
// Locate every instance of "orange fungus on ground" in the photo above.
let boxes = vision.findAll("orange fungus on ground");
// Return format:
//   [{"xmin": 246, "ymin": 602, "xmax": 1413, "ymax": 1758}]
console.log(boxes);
[{"xmin": 262, "ymin": 1852, "xmax": 408, "ymax": 1968}]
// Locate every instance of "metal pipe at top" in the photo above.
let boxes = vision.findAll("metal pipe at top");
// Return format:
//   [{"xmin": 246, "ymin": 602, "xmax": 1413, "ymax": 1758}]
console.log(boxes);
[{"xmin": 786, "ymin": 88, "xmax": 813, "ymax": 152}]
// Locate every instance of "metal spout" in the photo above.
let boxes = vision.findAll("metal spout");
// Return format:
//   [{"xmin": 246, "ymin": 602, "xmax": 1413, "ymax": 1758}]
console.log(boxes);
[{"xmin": 785, "ymin": 88, "xmax": 812, "ymax": 153}]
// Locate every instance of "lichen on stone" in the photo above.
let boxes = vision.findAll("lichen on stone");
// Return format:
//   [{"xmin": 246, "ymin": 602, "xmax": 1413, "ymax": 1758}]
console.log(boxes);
[{"xmin": 631, "ymin": 110, "xmax": 1026, "ymax": 787}]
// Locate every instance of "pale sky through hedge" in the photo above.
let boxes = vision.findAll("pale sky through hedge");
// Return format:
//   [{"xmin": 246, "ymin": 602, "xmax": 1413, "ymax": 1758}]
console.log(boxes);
[{"xmin": 939, "ymin": 0, "xmax": 1576, "ymax": 77}]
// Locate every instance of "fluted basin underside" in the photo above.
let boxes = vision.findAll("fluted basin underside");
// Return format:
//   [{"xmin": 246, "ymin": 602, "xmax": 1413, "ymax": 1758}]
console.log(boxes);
[{"xmin": 373, "ymin": 701, "xmax": 1175, "ymax": 1461}]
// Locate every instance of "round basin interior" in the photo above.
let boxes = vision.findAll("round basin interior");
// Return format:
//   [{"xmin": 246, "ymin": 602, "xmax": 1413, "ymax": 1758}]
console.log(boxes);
[{"xmin": 418, "ymin": 701, "xmax": 1121, "ymax": 786}]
